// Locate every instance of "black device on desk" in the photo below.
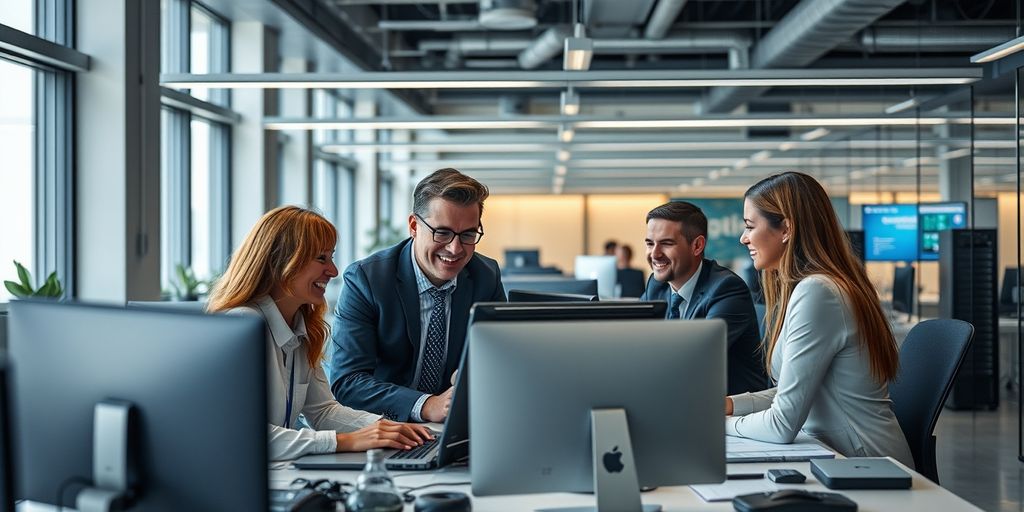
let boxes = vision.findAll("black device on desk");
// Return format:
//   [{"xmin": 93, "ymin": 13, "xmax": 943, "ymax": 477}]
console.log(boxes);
[
  {"xmin": 269, "ymin": 488, "xmax": 335, "ymax": 512},
  {"xmin": 733, "ymin": 489, "xmax": 858, "ymax": 512},
  {"xmin": 766, "ymin": 469, "xmax": 806, "ymax": 484}
]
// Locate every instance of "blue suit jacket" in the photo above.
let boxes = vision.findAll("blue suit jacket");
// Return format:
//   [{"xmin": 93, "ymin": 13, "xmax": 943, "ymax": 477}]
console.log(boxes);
[
  {"xmin": 640, "ymin": 258, "xmax": 770, "ymax": 395},
  {"xmin": 329, "ymin": 239, "xmax": 506, "ymax": 421}
]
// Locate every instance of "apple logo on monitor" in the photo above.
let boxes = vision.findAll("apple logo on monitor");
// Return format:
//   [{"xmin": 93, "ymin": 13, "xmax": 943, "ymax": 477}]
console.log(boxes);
[{"xmin": 602, "ymin": 446, "xmax": 624, "ymax": 473}]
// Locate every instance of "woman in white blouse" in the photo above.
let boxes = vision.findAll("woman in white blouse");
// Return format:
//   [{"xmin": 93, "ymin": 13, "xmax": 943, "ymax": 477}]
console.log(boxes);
[
  {"xmin": 726, "ymin": 172, "xmax": 913, "ymax": 467},
  {"xmin": 207, "ymin": 206, "xmax": 433, "ymax": 461}
]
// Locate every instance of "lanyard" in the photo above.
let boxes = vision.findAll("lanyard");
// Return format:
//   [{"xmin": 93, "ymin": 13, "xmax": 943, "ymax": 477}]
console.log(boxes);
[{"xmin": 283, "ymin": 353, "xmax": 296, "ymax": 429}]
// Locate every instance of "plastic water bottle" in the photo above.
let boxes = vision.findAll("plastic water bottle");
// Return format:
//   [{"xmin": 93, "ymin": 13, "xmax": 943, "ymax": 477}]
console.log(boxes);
[{"xmin": 345, "ymin": 449, "xmax": 404, "ymax": 512}]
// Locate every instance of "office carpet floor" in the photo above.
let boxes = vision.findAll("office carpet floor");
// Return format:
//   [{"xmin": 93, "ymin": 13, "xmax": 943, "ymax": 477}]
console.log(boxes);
[{"xmin": 936, "ymin": 389, "xmax": 1024, "ymax": 511}]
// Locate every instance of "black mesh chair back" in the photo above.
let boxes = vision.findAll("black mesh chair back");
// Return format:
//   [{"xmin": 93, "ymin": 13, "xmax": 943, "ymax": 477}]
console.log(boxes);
[{"xmin": 889, "ymin": 319, "xmax": 974, "ymax": 484}]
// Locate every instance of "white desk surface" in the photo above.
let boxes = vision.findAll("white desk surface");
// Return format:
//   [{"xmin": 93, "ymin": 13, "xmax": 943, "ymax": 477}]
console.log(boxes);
[{"xmin": 271, "ymin": 458, "xmax": 982, "ymax": 511}]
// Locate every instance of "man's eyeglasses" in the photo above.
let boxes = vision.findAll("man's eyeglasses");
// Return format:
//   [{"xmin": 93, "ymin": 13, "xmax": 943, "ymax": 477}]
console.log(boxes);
[{"xmin": 415, "ymin": 214, "xmax": 484, "ymax": 245}]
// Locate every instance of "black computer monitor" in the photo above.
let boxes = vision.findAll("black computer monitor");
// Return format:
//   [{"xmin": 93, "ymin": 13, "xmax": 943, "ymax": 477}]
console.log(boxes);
[
  {"xmin": 469, "ymin": 300, "xmax": 667, "ymax": 324},
  {"xmin": 504, "ymin": 249, "xmax": 540, "ymax": 269},
  {"xmin": 893, "ymin": 265, "xmax": 915, "ymax": 318},
  {"xmin": 469, "ymin": 319, "xmax": 726, "ymax": 509},
  {"xmin": 503, "ymin": 278, "xmax": 598, "ymax": 296},
  {"xmin": 1002, "ymin": 267, "xmax": 1022, "ymax": 315},
  {"xmin": 126, "ymin": 300, "xmax": 208, "ymax": 312},
  {"xmin": 0, "ymin": 355, "xmax": 15, "ymax": 512},
  {"xmin": 7, "ymin": 300, "xmax": 267, "ymax": 510},
  {"xmin": 507, "ymin": 290, "xmax": 599, "ymax": 303}
]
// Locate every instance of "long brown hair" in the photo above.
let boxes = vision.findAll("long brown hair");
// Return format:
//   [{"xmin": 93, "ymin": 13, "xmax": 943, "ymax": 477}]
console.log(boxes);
[
  {"xmin": 207, "ymin": 206, "xmax": 337, "ymax": 369},
  {"xmin": 745, "ymin": 172, "xmax": 898, "ymax": 383}
]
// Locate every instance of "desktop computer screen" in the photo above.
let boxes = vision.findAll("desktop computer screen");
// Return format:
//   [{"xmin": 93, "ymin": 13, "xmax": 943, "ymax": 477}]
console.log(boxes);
[
  {"xmin": 469, "ymin": 300, "xmax": 667, "ymax": 324},
  {"xmin": 918, "ymin": 202, "xmax": 967, "ymax": 261},
  {"xmin": 574, "ymin": 255, "xmax": 618, "ymax": 298},
  {"xmin": 1002, "ymin": 267, "xmax": 1022, "ymax": 315},
  {"xmin": 893, "ymin": 265, "xmax": 916, "ymax": 317},
  {"xmin": 504, "ymin": 249, "xmax": 541, "ymax": 269},
  {"xmin": 7, "ymin": 300, "xmax": 268, "ymax": 510},
  {"xmin": 469, "ymin": 319, "xmax": 726, "ymax": 504},
  {"xmin": 863, "ymin": 204, "xmax": 918, "ymax": 262}
]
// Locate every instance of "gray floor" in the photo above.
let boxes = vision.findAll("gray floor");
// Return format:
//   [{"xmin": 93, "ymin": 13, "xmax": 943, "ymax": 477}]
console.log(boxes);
[{"xmin": 936, "ymin": 391, "xmax": 1024, "ymax": 511}]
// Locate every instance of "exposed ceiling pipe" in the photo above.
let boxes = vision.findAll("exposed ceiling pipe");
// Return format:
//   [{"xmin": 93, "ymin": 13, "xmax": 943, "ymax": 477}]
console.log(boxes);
[
  {"xmin": 858, "ymin": 26, "xmax": 1017, "ymax": 52},
  {"xmin": 517, "ymin": 26, "xmax": 571, "ymax": 69},
  {"xmin": 644, "ymin": 0, "xmax": 689, "ymax": 39},
  {"xmin": 701, "ymin": 0, "xmax": 906, "ymax": 114},
  {"xmin": 421, "ymin": 30, "xmax": 751, "ymax": 69}
]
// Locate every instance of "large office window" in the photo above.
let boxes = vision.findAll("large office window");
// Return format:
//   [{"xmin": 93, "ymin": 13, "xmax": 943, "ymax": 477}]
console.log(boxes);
[
  {"xmin": 159, "ymin": 0, "xmax": 232, "ymax": 292},
  {"xmin": 0, "ymin": 60, "xmax": 36, "ymax": 301},
  {"xmin": 312, "ymin": 89, "xmax": 357, "ymax": 269},
  {"xmin": 0, "ymin": 1, "xmax": 76, "ymax": 302}
]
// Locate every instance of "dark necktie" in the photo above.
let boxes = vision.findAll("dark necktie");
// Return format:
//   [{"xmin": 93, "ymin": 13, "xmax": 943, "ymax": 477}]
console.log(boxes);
[
  {"xmin": 667, "ymin": 293, "xmax": 685, "ymax": 320},
  {"xmin": 418, "ymin": 287, "xmax": 449, "ymax": 394}
]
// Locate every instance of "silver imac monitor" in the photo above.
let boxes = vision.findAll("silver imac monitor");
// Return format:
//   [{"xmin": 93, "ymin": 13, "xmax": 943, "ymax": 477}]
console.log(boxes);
[
  {"xmin": 469, "ymin": 319, "xmax": 726, "ymax": 511},
  {"xmin": 574, "ymin": 256, "xmax": 618, "ymax": 299},
  {"xmin": 8, "ymin": 300, "xmax": 267, "ymax": 511}
]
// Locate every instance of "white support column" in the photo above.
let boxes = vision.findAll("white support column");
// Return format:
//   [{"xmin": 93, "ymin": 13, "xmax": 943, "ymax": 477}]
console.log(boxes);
[
  {"xmin": 76, "ymin": 0, "xmax": 161, "ymax": 302},
  {"xmin": 390, "ymin": 129, "xmax": 413, "ymax": 222},
  {"xmin": 279, "ymin": 57, "xmax": 311, "ymax": 207},
  {"xmin": 230, "ymin": 22, "xmax": 280, "ymax": 248},
  {"xmin": 935, "ymin": 106, "xmax": 973, "ymax": 205},
  {"xmin": 353, "ymin": 89, "xmax": 379, "ymax": 258}
]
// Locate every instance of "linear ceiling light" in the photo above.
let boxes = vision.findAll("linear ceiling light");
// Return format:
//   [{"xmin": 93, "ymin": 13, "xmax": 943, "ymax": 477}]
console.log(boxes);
[
  {"xmin": 884, "ymin": 97, "xmax": 920, "ymax": 115},
  {"xmin": 971, "ymin": 35, "xmax": 1024, "ymax": 63},
  {"xmin": 800, "ymin": 128, "xmax": 830, "ymax": 141},
  {"xmin": 563, "ymin": 23, "xmax": 593, "ymax": 71},
  {"xmin": 269, "ymin": 115, "xmax": 1018, "ymax": 131},
  {"xmin": 160, "ymin": 68, "xmax": 982, "ymax": 90}
]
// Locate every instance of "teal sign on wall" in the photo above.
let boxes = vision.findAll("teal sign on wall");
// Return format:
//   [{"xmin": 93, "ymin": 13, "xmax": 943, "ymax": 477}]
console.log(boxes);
[{"xmin": 670, "ymin": 198, "xmax": 748, "ymax": 262}]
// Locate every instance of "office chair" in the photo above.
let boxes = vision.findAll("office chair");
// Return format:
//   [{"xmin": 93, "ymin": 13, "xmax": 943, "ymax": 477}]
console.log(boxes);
[
  {"xmin": 616, "ymin": 268, "xmax": 645, "ymax": 298},
  {"xmin": 888, "ymin": 319, "xmax": 973, "ymax": 485}
]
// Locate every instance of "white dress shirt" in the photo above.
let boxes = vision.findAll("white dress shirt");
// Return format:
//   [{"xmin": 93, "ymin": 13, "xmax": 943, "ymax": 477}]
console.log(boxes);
[
  {"xmin": 231, "ymin": 296, "xmax": 379, "ymax": 461},
  {"xmin": 669, "ymin": 260, "xmax": 703, "ymax": 318},
  {"xmin": 726, "ymin": 275, "xmax": 914, "ymax": 468}
]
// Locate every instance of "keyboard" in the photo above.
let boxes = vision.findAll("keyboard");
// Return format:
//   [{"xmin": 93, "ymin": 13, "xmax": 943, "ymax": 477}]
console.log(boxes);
[{"xmin": 389, "ymin": 437, "xmax": 439, "ymax": 460}]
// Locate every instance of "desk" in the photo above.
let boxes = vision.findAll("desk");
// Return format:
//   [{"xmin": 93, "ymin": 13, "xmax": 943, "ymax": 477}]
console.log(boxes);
[{"xmin": 271, "ymin": 459, "xmax": 982, "ymax": 511}]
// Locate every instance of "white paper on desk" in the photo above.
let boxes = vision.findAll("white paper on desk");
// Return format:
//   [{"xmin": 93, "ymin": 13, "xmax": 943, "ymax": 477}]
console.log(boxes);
[
  {"xmin": 690, "ymin": 479, "xmax": 779, "ymax": 502},
  {"xmin": 726, "ymin": 435, "xmax": 835, "ymax": 462}
]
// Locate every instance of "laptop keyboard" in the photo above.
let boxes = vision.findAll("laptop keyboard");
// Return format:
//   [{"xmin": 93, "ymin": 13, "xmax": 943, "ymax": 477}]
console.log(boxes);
[{"xmin": 389, "ymin": 437, "xmax": 439, "ymax": 460}]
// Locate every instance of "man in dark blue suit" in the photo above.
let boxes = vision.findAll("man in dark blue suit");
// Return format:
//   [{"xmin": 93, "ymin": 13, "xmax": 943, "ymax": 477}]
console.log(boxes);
[
  {"xmin": 640, "ymin": 201, "xmax": 769, "ymax": 395},
  {"xmin": 330, "ymin": 169, "xmax": 505, "ymax": 422}
]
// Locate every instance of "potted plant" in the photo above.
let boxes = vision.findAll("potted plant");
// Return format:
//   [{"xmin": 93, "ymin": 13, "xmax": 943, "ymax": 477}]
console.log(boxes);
[
  {"xmin": 3, "ymin": 260, "xmax": 63, "ymax": 299},
  {"xmin": 364, "ymin": 224, "xmax": 408, "ymax": 254},
  {"xmin": 169, "ymin": 264, "xmax": 211, "ymax": 302}
]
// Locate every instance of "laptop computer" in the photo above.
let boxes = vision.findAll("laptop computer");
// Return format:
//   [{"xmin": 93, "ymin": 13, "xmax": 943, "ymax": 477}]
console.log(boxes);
[{"xmin": 292, "ymin": 346, "xmax": 470, "ymax": 471}]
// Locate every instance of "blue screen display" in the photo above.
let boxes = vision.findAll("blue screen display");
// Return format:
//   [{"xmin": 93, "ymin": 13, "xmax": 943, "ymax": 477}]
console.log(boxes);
[
  {"xmin": 918, "ymin": 202, "xmax": 967, "ymax": 261},
  {"xmin": 863, "ymin": 204, "xmax": 919, "ymax": 262}
]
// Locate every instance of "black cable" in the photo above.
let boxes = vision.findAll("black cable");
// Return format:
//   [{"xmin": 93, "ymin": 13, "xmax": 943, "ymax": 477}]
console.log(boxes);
[
  {"xmin": 398, "ymin": 481, "xmax": 472, "ymax": 502},
  {"xmin": 55, "ymin": 476, "xmax": 90, "ymax": 511}
]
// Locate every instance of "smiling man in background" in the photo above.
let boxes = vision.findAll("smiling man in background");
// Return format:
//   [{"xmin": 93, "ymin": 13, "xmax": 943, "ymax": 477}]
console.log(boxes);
[
  {"xmin": 330, "ymin": 168, "xmax": 506, "ymax": 423},
  {"xmin": 640, "ymin": 201, "xmax": 769, "ymax": 395}
]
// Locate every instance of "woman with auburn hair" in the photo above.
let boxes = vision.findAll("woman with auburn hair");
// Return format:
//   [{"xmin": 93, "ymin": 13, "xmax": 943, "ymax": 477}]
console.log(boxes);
[
  {"xmin": 208, "ymin": 206, "xmax": 433, "ymax": 461},
  {"xmin": 726, "ymin": 172, "xmax": 913, "ymax": 467}
]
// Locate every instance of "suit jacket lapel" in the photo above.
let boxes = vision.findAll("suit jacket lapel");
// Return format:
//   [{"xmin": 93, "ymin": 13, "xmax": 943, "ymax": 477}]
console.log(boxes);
[
  {"xmin": 396, "ymin": 241, "xmax": 422, "ymax": 359},
  {"xmin": 683, "ymin": 259, "xmax": 712, "ymax": 319}
]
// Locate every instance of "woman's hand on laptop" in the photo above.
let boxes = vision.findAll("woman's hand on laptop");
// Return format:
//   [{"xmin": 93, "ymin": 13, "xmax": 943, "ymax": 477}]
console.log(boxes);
[{"xmin": 335, "ymin": 420, "xmax": 435, "ymax": 452}]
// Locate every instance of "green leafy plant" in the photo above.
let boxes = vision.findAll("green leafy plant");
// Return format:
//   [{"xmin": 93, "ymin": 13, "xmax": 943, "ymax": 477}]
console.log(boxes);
[
  {"xmin": 364, "ymin": 224, "xmax": 408, "ymax": 254},
  {"xmin": 3, "ymin": 260, "xmax": 63, "ymax": 299},
  {"xmin": 170, "ymin": 264, "xmax": 210, "ymax": 301}
]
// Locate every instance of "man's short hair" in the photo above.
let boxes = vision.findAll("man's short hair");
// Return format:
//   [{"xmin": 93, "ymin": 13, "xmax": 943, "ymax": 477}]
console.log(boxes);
[
  {"xmin": 603, "ymin": 240, "xmax": 618, "ymax": 253},
  {"xmin": 646, "ymin": 201, "xmax": 708, "ymax": 243},
  {"xmin": 413, "ymin": 168, "xmax": 490, "ymax": 218}
]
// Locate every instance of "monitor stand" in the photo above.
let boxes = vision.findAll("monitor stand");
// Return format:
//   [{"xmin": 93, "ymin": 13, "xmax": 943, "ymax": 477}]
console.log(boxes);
[
  {"xmin": 76, "ymin": 400, "xmax": 138, "ymax": 512},
  {"xmin": 538, "ymin": 408, "xmax": 661, "ymax": 512}
]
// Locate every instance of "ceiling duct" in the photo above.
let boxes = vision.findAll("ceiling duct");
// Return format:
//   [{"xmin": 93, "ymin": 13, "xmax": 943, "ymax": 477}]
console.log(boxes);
[
  {"xmin": 644, "ymin": 0, "xmax": 689, "ymax": 39},
  {"xmin": 701, "ymin": 0, "xmax": 905, "ymax": 114},
  {"xmin": 517, "ymin": 26, "xmax": 570, "ymax": 69},
  {"xmin": 479, "ymin": 0, "xmax": 538, "ymax": 31},
  {"xmin": 859, "ymin": 26, "xmax": 1017, "ymax": 53}
]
